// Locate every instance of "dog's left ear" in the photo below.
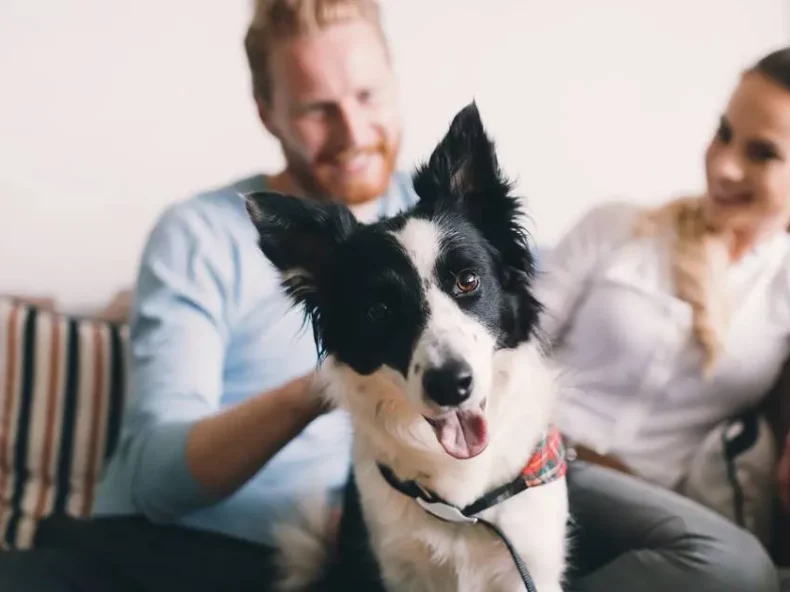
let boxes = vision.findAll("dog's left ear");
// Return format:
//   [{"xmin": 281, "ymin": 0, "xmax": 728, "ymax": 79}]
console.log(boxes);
[
  {"xmin": 244, "ymin": 191, "xmax": 358, "ymax": 306},
  {"xmin": 413, "ymin": 102, "xmax": 536, "ymax": 281},
  {"xmin": 413, "ymin": 101, "xmax": 505, "ymax": 201}
]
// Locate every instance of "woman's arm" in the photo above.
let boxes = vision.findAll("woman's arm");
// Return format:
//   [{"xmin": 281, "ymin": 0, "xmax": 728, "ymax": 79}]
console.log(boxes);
[{"xmin": 533, "ymin": 201, "xmax": 639, "ymax": 346}]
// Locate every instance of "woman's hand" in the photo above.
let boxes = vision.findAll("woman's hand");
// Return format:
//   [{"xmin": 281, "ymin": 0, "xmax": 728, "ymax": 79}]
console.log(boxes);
[{"xmin": 778, "ymin": 433, "xmax": 790, "ymax": 513}]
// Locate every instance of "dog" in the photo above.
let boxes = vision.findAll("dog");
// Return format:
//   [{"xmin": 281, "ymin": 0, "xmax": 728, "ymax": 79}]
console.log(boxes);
[{"xmin": 245, "ymin": 102, "xmax": 569, "ymax": 592}]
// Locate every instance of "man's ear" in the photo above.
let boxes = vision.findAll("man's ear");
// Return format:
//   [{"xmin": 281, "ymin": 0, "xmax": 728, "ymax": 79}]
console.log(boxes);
[
  {"xmin": 244, "ymin": 191, "xmax": 358, "ymax": 306},
  {"xmin": 255, "ymin": 96, "xmax": 280, "ymax": 139}
]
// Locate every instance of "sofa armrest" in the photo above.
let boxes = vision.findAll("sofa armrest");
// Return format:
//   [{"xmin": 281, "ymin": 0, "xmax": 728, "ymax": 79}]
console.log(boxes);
[
  {"xmin": 762, "ymin": 357, "xmax": 790, "ymax": 565},
  {"xmin": 763, "ymin": 359, "xmax": 790, "ymax": 450},
  {"xmin": 2, "ymin": 293, "xmax": 57, "ymax": 311},
  {"xmin": 95, "ymin": 289, "xmax": 133, "ymax": 323}
]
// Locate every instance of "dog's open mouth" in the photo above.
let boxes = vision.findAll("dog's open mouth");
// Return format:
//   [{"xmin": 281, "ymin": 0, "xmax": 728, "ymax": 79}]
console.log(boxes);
[{"xmin": 424, "ymin": 400, "xmax": 488, "ymax": 460}]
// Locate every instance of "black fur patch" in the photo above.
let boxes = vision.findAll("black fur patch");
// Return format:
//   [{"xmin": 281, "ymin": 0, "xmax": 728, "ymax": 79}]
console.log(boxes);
[{"xmin": 246, "ymin": 101, "xmax": 541, "ymax": 379}]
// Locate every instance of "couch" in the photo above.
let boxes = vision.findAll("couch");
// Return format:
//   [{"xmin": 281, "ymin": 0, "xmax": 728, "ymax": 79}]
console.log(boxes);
[
  {"xmin": 0, "ymin": 291, "xmax": 788, "ymax": 581},
  {"xmin": 0, "ymin": 293, "xmax": 129, "ymax": 550}
]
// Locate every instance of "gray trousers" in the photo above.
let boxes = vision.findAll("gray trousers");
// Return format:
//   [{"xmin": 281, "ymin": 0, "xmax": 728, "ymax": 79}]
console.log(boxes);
[
  {"xmin": 565, "ymin": 461, "xmax": 779, "ymax": 591},
  {"xmin": 0, "ymin": 461, "xmax": 780, "ymax": 591}
]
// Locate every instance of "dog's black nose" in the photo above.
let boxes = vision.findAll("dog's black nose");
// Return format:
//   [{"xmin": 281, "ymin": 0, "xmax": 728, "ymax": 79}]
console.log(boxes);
[{"xmin": 422, "ymin": 360, "xmax": 474, "ymax": 407}]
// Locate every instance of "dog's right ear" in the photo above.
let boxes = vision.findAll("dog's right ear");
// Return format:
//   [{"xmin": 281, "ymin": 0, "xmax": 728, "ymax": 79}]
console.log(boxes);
[{"xmin": 244, "ymin": 191, "xmax": 358, "ymax": 305}]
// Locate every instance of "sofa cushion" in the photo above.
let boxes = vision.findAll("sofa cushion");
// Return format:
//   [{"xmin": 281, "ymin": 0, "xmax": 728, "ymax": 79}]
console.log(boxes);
[{"xmin": 0, "ymin": 298, "xmax": 128, "ymax": 549}]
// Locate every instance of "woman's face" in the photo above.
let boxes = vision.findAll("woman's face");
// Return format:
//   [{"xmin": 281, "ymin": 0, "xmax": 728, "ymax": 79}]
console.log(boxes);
[{"xmin": 704, "ymin": 71, "xmax": 790, "ymax": 240}]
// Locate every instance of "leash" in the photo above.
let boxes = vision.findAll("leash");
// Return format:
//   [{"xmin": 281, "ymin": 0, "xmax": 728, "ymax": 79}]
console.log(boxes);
[
  {"xmin": 375, "ymin": 428, "xmax": 567, "ymax": 592},
  {"xmin": 374, "ymin": 427, "xmax": 567, "ymax": 591},
  {"xmin": 378, "ymin": 463, "xmax": 543, "ymax": 592},
  {"xmin": 377, "ymin": 464, "xmax": 538, "ymax": 591},
  {"xmin": 476, "ymin": 520, "xmax": 537, "ymax": 592}
]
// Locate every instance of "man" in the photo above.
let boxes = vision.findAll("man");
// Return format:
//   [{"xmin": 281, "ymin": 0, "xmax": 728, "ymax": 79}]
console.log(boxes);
[
  {"xmin": 89, "ymin": 0, "xmax": 414, "ymax": 547},
  {"xmin": 0, "ymin": 1, "xmax": 778, "ymax": 590},
  {"xmin": 0, "ymin": 1, "xmax": 417, "ymax": 590}
]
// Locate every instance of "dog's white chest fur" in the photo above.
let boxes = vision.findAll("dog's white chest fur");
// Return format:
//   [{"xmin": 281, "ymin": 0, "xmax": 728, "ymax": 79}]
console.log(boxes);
[
  {"xmin": 273, "ymin": 345, "xmax": 569, "ymax": 592},
  {"xmin": 329, "ymin": 343, "xmax": 568, "ymax": 592},
  {"xmin": 356, "ymin": 457, "xmax": 568, "ymax": 592}
]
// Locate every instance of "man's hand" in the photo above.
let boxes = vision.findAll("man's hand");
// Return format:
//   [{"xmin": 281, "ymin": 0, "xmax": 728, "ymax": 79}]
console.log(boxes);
[
  {"xmin": 303, "ymin": 369, "xmax": 335, "ymax": 418},
  {"xmin": 778, "ymin": 433, "xmax": 790, "ymax": 514},
  {"xmin": 186, "ymin": 371, "xmax": 336, "ymax": 500}
]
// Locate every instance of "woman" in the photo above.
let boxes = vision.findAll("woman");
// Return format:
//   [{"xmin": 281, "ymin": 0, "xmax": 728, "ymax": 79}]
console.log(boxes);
[{"xmin": 541, "ymin": 48, "xmax": 790, "ymax": 591}]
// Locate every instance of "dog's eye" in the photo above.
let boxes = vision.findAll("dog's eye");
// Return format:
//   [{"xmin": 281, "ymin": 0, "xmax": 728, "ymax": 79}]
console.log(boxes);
[
  {"xmin": 367, "ymin": 301, "xmax": 391, "ymax": 323},
  {"xmin": 455, "ymin": 270, "xmax": 480, "ymax": 294}
]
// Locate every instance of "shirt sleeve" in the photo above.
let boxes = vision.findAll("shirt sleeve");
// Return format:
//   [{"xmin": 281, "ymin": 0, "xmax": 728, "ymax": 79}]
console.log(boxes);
[
  {"xmin": 116, "ymin": 203, "xmax": 237, "ymax": 522},
  {"xmin": 533, "ymin": 201, "xmax": 638, "ymax": 347}
]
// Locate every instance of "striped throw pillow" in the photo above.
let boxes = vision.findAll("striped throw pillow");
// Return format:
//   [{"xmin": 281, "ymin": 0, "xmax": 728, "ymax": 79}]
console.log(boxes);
[{"xmin": 0, "ymin": 298, "xmax": 128, "ymax": 550}]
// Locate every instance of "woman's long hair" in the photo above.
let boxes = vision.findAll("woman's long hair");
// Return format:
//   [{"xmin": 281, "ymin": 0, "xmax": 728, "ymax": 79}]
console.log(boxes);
[
  {"xmin": 634, "ymin": 47, "xmax": 790, "ymax": 375},
  {"xmin": 634, "ymin": 196, "xmax": 730, "ymax": 375}
]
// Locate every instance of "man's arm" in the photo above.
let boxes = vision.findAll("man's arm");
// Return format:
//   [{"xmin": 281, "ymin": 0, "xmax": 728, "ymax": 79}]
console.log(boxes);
[
  {"xmin": 117, "ymin": 203, "xmax": 323, "ymax": 521},
  {"xmin": 186, "ymin": 372, "xmax": 326, "ymax": 500}
]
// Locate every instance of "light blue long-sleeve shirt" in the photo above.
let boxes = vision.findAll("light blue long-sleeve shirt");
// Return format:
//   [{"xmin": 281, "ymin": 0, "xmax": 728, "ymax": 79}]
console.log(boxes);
[{"xmin": 92, "ymin": 172, "xmax": 419, "ymax": 545}]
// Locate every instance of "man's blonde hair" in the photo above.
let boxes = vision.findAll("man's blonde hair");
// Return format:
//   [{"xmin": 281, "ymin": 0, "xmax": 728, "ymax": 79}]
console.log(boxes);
[{"xmin": 244, "ymin": 0, "xmax": 387, "ymax": 104}]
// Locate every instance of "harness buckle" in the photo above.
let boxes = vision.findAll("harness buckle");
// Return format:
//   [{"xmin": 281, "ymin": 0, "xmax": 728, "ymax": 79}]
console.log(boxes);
[{"xmin": 416, "ymin": 498, "xmax": 478, "ymax": 524}]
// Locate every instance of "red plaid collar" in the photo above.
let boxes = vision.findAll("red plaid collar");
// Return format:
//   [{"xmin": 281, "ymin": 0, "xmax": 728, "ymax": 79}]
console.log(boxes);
[
  {"xmin": 376, "ymin": 427, "xmax": 567, "ymax": 592},
  {"xmin": 520, "ymin": 425, "xmax": 568, "ymax": 487},
  {"xmin": 377, "ymin": 424, "xmax": 568, "ymax": 521}
]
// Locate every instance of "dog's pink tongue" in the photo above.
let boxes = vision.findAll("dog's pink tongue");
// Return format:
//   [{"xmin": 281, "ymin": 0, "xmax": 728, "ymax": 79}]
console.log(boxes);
[{"xmin": 432, "ymin": 409, "xmax": 489, "ymax": 459}]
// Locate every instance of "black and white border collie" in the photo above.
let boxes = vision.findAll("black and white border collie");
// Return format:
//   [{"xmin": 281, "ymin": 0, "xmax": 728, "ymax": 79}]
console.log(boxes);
[{"xmin": 246, "ymin": 103, "xmax": 569, "ymax": 592}]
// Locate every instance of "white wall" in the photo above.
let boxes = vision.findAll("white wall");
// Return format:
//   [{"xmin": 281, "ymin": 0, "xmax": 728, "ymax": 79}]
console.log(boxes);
[{"xmin": 1, "ymin": 0, "xmax": 788, "ymax": 311}]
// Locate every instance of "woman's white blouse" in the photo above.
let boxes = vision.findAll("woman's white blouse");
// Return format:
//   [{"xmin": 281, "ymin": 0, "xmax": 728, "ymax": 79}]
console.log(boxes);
[{"xmin": 534, "ymin": 202, "xmax": 790, "ymax": 489}]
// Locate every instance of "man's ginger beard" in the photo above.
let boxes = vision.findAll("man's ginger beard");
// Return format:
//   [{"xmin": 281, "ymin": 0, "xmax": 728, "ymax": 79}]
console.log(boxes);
[{"xmin": 282, "ymin": 134, "xmax": 400, "ymax": 205}]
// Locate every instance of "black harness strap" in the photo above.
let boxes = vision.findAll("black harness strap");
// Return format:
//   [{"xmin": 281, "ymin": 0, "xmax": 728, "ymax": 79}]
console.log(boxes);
[{"xmin": 377, "ymin": 464, "xmax": 538, "ymax": 592}]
